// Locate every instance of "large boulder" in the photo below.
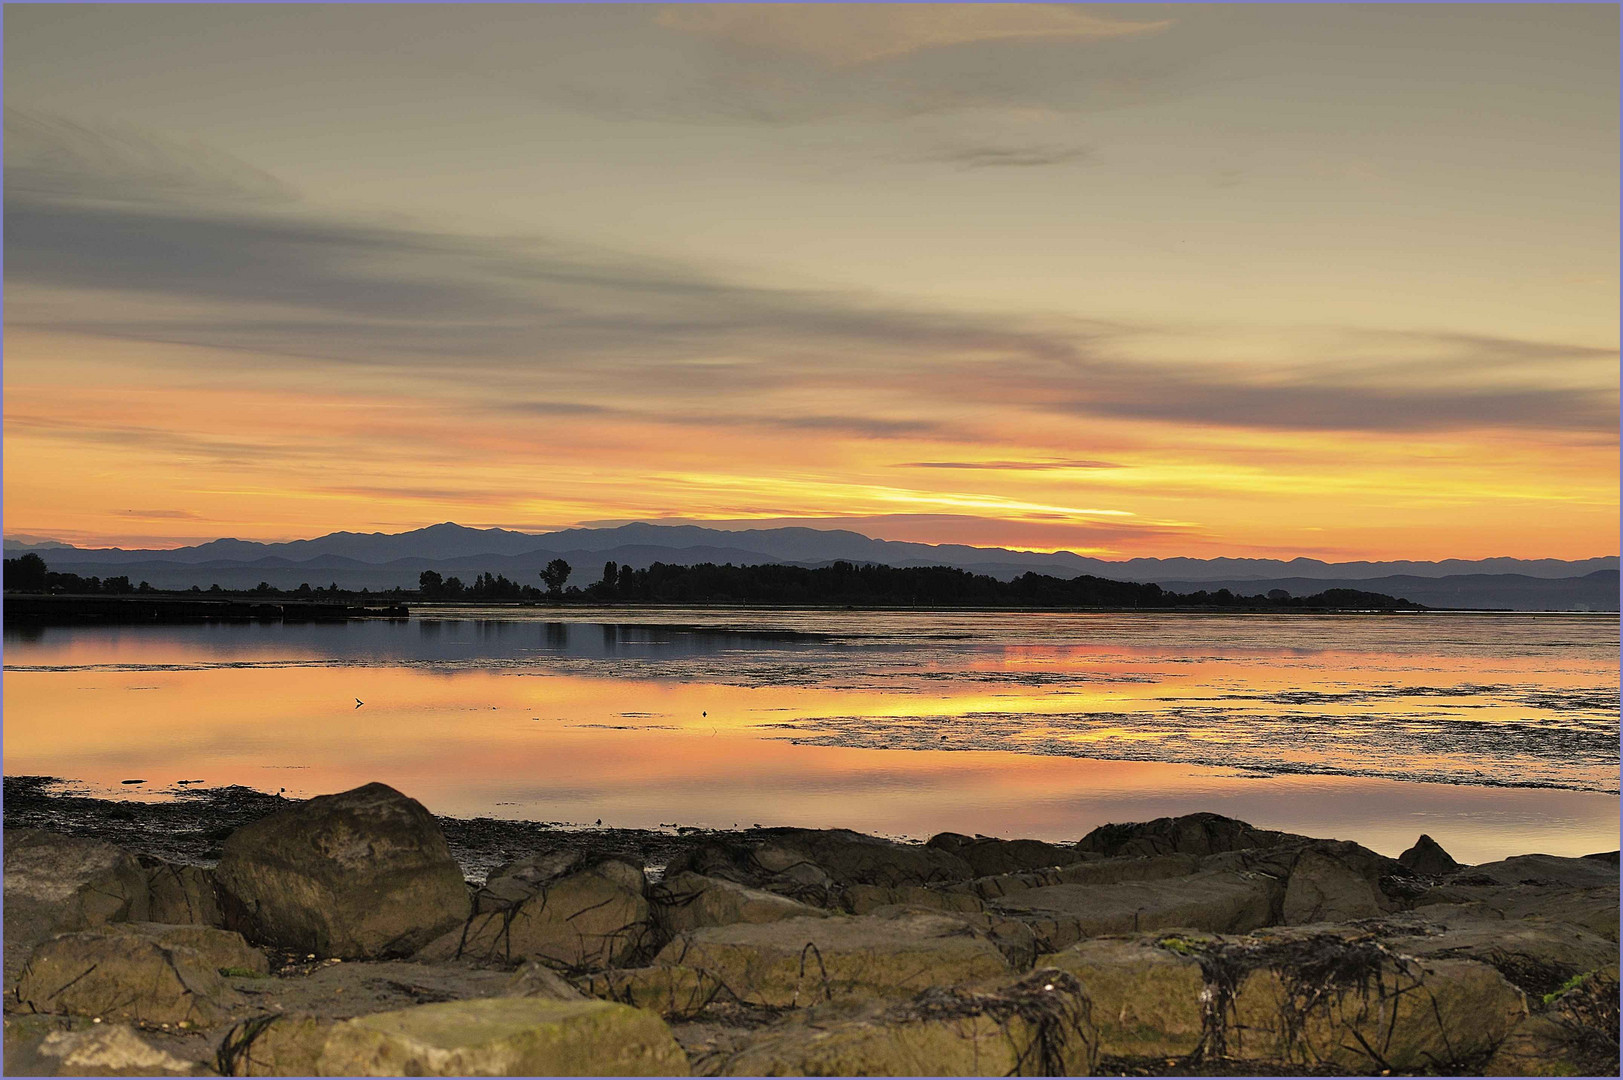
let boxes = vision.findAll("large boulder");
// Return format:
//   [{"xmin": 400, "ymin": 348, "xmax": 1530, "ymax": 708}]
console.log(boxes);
[
  {"xmin": 652, "ymin": 871, "xmax": 829, "ymax": 934},
  {"xmin": 143, "ymin": 858, "xmax": 224, "ymax": 928},
  {"xmin": 1398, "ymin": 834, "xmax": 1463, "ymax": 877},
  {"xmin": 924, "ymin": 834, "xmax": 1077, "ymax": 878},
  {"xmin": 424, "ymin": 859, "xmax": 651, "ymax": 970},
  {"xmin": 1483, "ymin": 966, "xmax": 1620, "ymax": 1078},
  {"xmin": 1039, "ymin": 937, "xmax": 1210, "ymax": 1059},
  {"xmin": 3, "ymin": 830, "xmax": 149, "ymax": 950},
  {"xmin": 718, "ymin": 969, "xmax": 1098, "ymax": 1077},
  {"xmin": 1076, "ymin": 813, "xmax": 1305, "ymax": 859},
  {"xmin": 653, "ymin": 911, "xmax": 1012, "ymax": 1008},
  {"xmin": 315, "ymin": 997, "xmax": 689, "ymax": 1076},
  {"xmin": 989, "ymin": 870, "xmax": 1277, "ymax": 953},
  {"xmin": 14, "ymin": 923, "xmax": 264, "ymax": 1028},
  {"xmin": 1376, "ymin": 911, "xmax": 1619, "ymax": 1001},
  {"xmin": 213, "ymin": 782, "xmax": 472, "ymax": 959}
]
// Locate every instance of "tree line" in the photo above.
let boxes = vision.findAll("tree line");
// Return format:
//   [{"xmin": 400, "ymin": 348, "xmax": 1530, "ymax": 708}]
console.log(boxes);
[{"xmin": 4, "ymin": 551, "xmax": 1423, "ymax": 610}]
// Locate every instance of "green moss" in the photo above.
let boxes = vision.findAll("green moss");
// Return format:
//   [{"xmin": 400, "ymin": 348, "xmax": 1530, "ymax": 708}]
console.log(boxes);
[
  {"xmin": 1541, "ymin": 970, "xmax": 1596, "ymax": 1008},
  {"xmin": 221, "ymin": 966, "xmax": 269, "ymax": 978}
]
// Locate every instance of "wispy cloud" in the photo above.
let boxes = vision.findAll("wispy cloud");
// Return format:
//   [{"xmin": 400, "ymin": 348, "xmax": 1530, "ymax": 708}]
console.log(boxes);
[
  {"xmin": 918, "ymin": 141, "xmax": 1094, "ymax": 169},
  {"xmin": 902, "ymin": 458, "xmax": 1123, "ymax": 471},
  {"xmin": 656, "ymin": 4, "xmax": 1171, "ymax": 68},
  {"xmin": 6, "ymin": 111, "xmax": 1616, "ymax": 437}
]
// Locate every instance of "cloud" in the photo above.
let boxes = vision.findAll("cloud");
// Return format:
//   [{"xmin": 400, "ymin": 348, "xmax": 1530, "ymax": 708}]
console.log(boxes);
[
  {"xmin": 7, "ymin": 114, "xmax": 1616, "ymax": 437},
  {"xmin": 120, "ymin": 509, "xmax": 207, "ymax": 520},
  {"xmin": 656, "ymin": 5, "xmax": 1171, "ymax": 67},
  {"xmin": 901, "ymin": 459, "xmax": 1123, "ymax": 471},
  {"xmin": 918, "ymin": 141, "xmax": 1094, "ymax": 169}
]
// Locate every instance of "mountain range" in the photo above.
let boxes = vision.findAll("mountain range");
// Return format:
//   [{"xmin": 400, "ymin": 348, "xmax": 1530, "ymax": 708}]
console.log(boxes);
[{"xmin": 5, "ymin": 522, "xmax": 1618, "ymax": 611}]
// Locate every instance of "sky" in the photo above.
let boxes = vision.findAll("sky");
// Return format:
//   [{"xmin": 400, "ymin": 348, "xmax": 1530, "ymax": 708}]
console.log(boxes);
[{"xmin": 3, "ymin": 3, "xmax": 1618, "ymax": 559}]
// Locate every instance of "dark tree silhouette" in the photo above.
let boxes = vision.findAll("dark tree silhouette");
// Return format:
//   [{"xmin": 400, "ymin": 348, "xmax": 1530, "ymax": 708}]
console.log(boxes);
[
  {"xmin": 540, "ymin": 559, "xmax": 572, "ymax": 596},
  {"xmin": 3, "ymin": 552, "xmax": 48, "ymax": 592}
]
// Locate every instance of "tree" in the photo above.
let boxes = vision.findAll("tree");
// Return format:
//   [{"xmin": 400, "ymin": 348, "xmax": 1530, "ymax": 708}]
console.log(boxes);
[
  {"xmin": 419, "ymin": 570, "xmax": 444, "ymax": 597},
  {"xmin": 3, "ymin": 552, "xmax": 48, "ymax": 592},
  {"xmin": 540, "ymin": 559, "xmax": 572, "ymax": 596},
  {"xmin": 601, "ymin": 561, "xmax": 618, "ymax": 596}
]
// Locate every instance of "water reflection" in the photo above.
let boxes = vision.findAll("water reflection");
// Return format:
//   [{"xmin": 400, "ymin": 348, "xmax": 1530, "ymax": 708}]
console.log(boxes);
[{"xmin": 3, "ymin": 610, "xmax": 1617, "ymax": 862}]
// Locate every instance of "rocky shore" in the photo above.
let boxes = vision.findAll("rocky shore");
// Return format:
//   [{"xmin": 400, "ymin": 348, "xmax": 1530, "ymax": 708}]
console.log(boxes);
[{"xmin": 3, "ymin": 780, "xmax": 1617, "ymax": 1077}]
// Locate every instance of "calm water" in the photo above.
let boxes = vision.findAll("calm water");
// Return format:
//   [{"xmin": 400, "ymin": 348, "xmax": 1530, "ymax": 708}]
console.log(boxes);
[{"xmin": 4, "ymin": 609, "xmax": 1618, "ymax": 863}]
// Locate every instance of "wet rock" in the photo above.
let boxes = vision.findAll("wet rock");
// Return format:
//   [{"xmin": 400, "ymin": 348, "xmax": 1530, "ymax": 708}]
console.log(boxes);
[
  {"xmin": 924, "ymin": 833, "xmax": 1077, "ymax": 878},
  {"xmin": 718, "ymin": 968, "xmax": 1098, "ymax": 1077},
  {"xmin": 1039, "ymin": 936, "xmax": 1209, "ymax": 1058},
  {"xmin": 653, "ymin": 871, "xmax": 829, "ymax": 933},
  {"xmin": 842, "ymin": 883, "xmax": 985, "ymax": 916},
  {"xmin": 214, "ymin": 782, "xmax": 471, "ymax": 959},
  {"xmin": 653, "ymin": 911, "xmax": 1012, "ymax": 1008},
  {"xmin": 3, "ymin": 830, "xmax": 149, "ymax": 951},
  {"xmin": 14, "ymin": 923, "xmax": 261, "ymax": 1028},
  {"xmin": 1076, "ymin": 813, "xmax": 1305, "ymax": 859},
  {"xmin": 315, "ymin": 997, "xmax": 689, "ymax": 1076},
  {"xmin": 989, "ymin": 870, "xmax": 1277, "ymax": 952},
  {"xmin": 1398, "ymin": 834, "xmax": 1463, "ymax": 877},
  {"xmin": 424, "ymin": 859, "xmax": 651, "ymax": 970},
  {"xmin": 143, "ymin": 859, "xmax": 224, "ymax": 928}
]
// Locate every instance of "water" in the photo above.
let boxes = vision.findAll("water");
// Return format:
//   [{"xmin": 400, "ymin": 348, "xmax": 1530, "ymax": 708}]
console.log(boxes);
[{"xmin": 4, "ymin": 609, "xmax": 1617, "ymax": 863}]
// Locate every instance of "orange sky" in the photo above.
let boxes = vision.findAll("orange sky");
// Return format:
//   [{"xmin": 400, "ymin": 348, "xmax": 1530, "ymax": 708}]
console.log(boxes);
[{"xmin": 4, "ymin": 5, "xmax": 1618, "ymax": 559}]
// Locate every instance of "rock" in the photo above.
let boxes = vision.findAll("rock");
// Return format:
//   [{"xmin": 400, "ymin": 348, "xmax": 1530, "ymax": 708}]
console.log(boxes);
[
  {"xmin": 1414, "ymin": 859, "xmax": 1620, "ymax": 942},
  {"xmin": 989, "ymin": 870, "xmax": 1277, "ymax": 952},
  {"xmin": 580, "ymin": 965, "xmax": 731, "ymax": 1019},
  {"xmin": 1282, "ymin": 846, "xmax": 1391, "ymax": 924},
  {"xmin": 214, "ymin": 782, "xmax": 471, "ymax": 959},
  {"xmin": 1076, "ymin": 813, "xmax": 1305, "ymax": 858},
  {"xmin": 1377, "ymin": 912, "xmax": 1618, "ymax": 1000},
  {"xmin": 1220, "ymin": 929, "xmax": 1528, "ymax": 1071},
  {"xmin": 718, "ymin": 968, "xmax": 1098, "ymax": 1077},
  {"xmin": 958, "ymin": 853, "xmax": 1204, "ymax": 902},
  {"xmin": 143, "ymin": 859, "xmax": 224, "ymax": 927},
  {"xmin": 842, "ymin": 884, "xmax": 985, "ymax": 916},
  {"xmin": 217, "ymin": 1015, "xmax": 337, "ymax": 1077},
  {"xmin": 14, "ymin": 923, "xmax": 260, "ymax": 1028},
  {"xmin": 653, "ymin": 871, "xmax": 830, "ymax": 933},
  {"xmin": 1039, "ymin": 936, "xmax": 1210, "ymax": 1058},
  {"xmin": 1483, "ymin": 967, "xmax": 1620, "ymax": 1077},
  {"xmin": 32, "ymin": 1023, "xmax": 206, "ymax": 1076},
  {"xmin": 424, "ymin": 859, "xmax": 651, "ymax": 970},
  {"xmin": 664, "ymin": 829, "xmax": 974, "ymax": 906},
  {"xmin": 924, "ymin": 834, "xmax": 1077, "ymax": 878},
  {"xmin": 506, "ymin": 962, "xmax": 587, "ymax": 1000},
  {"xmin": 653, "ymin": 911, "xmax": 1012, "ymax": 1008},
  {"xmin": 3, "ymin": 830, "xmax": 149, "ymax": 950},
  {"xmin": 315, "ymin": 997, "xmax": 690, "ymax": 1076},
  {"xmin": 1398, "ymin": 834, "xmax": 1463, "ymax": 877}
]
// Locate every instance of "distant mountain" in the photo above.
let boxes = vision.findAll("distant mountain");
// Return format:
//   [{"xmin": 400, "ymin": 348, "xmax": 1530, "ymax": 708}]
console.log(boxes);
[{"xmin": 6, "ymin": 522, "xmax": 1617, "ymax": 610}]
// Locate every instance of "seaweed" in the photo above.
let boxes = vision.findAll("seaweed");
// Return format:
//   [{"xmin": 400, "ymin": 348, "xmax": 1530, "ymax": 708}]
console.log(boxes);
[{"xmin": 888, "ymin": 967, "xmax": 1093, "ymax": 1076}]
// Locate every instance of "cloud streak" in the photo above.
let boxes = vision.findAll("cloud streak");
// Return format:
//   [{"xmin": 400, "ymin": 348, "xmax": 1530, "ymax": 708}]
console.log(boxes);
[{"xmin": 6, "ymin": 110, "xmax": 1616, "ymax": 437}]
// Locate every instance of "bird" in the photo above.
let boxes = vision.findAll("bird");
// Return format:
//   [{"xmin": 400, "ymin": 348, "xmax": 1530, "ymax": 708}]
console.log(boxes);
[
  {"xmin": 702, "ymin": 711, "xmax": 707, "ymax": 717},
  {"xmin": 355, "ymin": 698, "xmax": 364, "ymax": 708}
]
